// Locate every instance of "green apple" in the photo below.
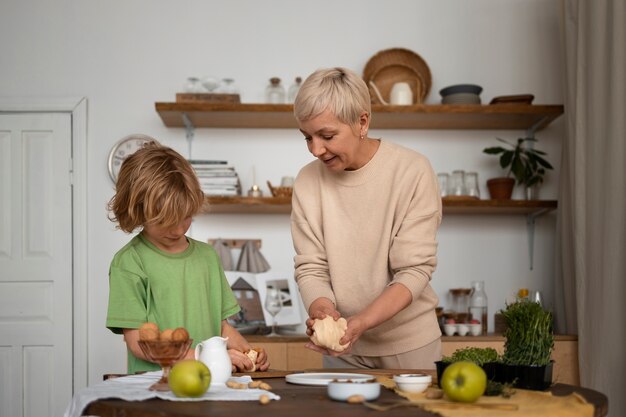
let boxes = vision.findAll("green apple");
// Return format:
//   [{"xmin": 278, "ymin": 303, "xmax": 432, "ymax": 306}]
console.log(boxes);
[
  {"xmin": 440, "ymin": 361, "xmax": 487, "ymax": 403},
  {"xmin": 168, "ymin": 359, "xmax": 211, "ymax": 397}
]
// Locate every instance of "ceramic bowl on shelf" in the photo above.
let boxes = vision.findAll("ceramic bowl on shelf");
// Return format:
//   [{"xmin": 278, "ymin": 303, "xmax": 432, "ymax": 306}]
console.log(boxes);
[
  {"xmin": 327, "ymin": 379, "xmax": 380, "ymax": 401},
  {"xmin": 439, "ymin": 84, "xmax": 483, "ymax": 97},
  {"xmin": 468, "ymin": 323, "xmax": 482, "ymax": 336},
  {"xmin": 457, "ymin": 323, "xmax": 470, "ymax": 336},
  {"xmin": 443, "ymin": 323, "xmax": 457, "ymax": 336},
  {"xmin": 393, "ymin": 373, "xmax": 432, "ymax": 393}
]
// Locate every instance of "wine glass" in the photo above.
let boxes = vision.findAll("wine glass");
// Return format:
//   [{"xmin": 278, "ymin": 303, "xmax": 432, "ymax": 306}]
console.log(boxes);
[
  {"xmin": 264, "ymin": 286, "xmax": 283, "ymax": 337},
  {"xmin": 138, "ymin": 339, "xmax": 192, "ymax": 391}
]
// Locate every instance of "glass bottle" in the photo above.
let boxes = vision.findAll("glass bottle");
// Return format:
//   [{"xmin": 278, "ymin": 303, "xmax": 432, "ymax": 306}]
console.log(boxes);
[
  {"xmin": 469, "ymin": 281, "xmax": 488, "ymax": 335},
  {"xmin": 266, "ymin": 77, "xmax": 286, "ymax": 103},
  {"xmin": 287, "ymin": 76, "xmax": 302, "ymax": 103}
]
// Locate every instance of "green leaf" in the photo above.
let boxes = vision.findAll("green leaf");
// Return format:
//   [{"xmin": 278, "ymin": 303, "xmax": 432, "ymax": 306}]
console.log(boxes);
[
  {"xmin": 484, "ymin": 147, "xmax": 507, "ymax": 155},
  {"xmin": 533, "ymin": 154, "xmax": 553, "ymax": 170},
  {"xmin": 500, "ymin": 152, "xmax": 513, "ymax": 169}
]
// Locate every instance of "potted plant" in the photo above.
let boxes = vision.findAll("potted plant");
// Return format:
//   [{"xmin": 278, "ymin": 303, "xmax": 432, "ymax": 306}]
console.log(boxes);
[
  {"xmin": 498, "ymin": 298, "xmax": 555, "ymax": 390},
  {"xmin": 435, "ymin": 347, "xmax": 500, "ymax": 387},
  {"xmin": 483, "ymin": 137, "xmax": 553, "ymax": 200}
]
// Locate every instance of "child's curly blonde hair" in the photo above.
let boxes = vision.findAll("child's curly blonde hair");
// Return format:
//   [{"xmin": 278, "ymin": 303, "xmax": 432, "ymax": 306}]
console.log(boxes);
[{"xmin": 107, "ymin": 141, "xmax": 205, "ymax": 233}]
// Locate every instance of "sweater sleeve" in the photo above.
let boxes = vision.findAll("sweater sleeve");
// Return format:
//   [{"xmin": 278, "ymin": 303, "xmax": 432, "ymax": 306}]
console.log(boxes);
[
  {"xmin": 290, "ymin": 169, "xmax": 337, "ymax": 312},
  {"xmin": 388, "ymin": 157, "xmax": 442, "ymax": 301}
]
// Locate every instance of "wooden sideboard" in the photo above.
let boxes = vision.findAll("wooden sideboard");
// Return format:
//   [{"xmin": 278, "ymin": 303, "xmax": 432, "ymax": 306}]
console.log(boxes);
[{"xmin": 247, "ymin": 334, "xmax": 579, "ymax": 385}]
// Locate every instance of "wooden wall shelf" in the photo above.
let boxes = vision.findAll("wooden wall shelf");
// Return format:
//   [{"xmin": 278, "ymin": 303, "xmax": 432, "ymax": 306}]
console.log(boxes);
[
  {"xmin": 203, "ymin": 196, "xmax": 557, "ymax": 215},
  {"xmin": 155, "ymin": 102, "xmax": 564, "ymax": 131},
  {"xmin": 157, "ymin": 101, "xmax": 563, "ymax": 271}
]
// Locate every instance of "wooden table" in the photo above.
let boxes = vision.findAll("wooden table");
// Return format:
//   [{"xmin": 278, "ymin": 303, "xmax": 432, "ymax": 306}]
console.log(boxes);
[{"xmin": 87, "ymin": 370, "xmax": 608, "ymax": 417}]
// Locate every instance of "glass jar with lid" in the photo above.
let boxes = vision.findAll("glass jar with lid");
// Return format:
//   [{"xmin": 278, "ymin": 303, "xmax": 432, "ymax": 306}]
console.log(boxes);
[
  {"xmin": 287, "ymin": 76, "xmax": 302, "ymax": 103},
  {"xmin": 449, "ymin": 288, "xmax": 471, "ymax": 322},
  {"xmin": 266, "ymin": 77, "xmax": 286, "ymax": 103}
]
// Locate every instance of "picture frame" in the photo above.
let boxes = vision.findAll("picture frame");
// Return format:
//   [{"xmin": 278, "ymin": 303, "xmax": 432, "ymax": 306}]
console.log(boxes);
[
  {"xmin": 224, "ymin": 270, "xmax": 302, "ymax": 327},
  {"xmin": 255, "ymin": 272, "xmax": 302, "ymax": 327}
]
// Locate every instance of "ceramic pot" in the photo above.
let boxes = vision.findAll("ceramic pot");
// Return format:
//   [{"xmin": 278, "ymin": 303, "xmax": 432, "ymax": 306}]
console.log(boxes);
[{"xmin": 487, "ymin": 178, "xmax": 515, "ymax": 199}]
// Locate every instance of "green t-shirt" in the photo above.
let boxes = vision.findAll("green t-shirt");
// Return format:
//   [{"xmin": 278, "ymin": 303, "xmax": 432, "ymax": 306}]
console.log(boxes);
[{"xmin": 106, "ymin": 233, "xmax": 240, "ymax": 374}]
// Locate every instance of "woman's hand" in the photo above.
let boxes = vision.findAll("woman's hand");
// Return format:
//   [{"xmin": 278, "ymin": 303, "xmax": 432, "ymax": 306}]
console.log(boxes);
[
  {"xmin": 304, "ymin": 297, "xmax": 352, "ymax": 356},
  {"xmin": 306, "ymin": 297, "xmax": 340, "ymax": 337},
  {"xmin": 338, "ymin": 315, "xmax": 368, "ymax": 352},
  {"xmin": 303, "ymin": 315, "xmax": 368, "ymax": 357}
]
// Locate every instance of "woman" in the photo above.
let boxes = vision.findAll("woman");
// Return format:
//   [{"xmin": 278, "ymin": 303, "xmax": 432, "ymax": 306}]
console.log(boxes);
[{"xmin": 291, "ymin": 67, "xmax": 442, "ymax": 369}]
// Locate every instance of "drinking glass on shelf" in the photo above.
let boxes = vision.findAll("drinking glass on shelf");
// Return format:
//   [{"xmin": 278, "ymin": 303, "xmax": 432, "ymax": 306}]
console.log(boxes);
[
  {"xmin": 437, "ymin": 173, "xmax": 449, "ymax": 197},
  {"xmin": 450, "ymin": 170, "xmax": 466, "ymax": 196},
  {"xmin": 264, "ymin": 286, "xmax": 283, "ymax": 337},
  {"xmin": 465, "ymin": 172, "xmax": 480, "ymax": 199}
]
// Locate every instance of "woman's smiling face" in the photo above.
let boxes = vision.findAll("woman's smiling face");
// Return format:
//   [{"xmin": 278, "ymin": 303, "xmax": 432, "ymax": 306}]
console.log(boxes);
[{"xmin": 298, "ymin": 109, "xmax": 365, "ymax": 172}]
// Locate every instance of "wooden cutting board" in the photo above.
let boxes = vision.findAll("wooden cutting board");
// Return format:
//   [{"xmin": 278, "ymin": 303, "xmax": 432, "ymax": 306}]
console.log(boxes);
[{"xmin": 233, "ymin": 369, "xmax": 294, "ymax": 379}]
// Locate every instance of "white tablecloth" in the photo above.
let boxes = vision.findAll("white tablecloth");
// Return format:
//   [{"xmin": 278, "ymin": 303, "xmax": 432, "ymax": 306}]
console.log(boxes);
[{"xmin": 63, "ymin": 372, "xmax": 280, "ymax": 417}]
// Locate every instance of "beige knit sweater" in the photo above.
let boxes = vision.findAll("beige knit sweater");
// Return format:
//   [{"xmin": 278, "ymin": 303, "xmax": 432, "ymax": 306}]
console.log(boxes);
[{"xmin": 291, "ymin": 140, "xmax": 442, "ymax": 356}]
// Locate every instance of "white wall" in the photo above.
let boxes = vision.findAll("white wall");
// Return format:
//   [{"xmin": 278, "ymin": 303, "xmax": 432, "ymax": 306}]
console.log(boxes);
[{"xmin": 0, "ymin": 0, "xmax": 563, "ymax": 386}]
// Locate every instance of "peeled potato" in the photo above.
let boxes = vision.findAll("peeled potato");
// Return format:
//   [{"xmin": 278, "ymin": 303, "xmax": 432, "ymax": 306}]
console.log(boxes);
[
  {"xmin": 138, "ymin": 322, "xmax": 160, "ymax": 341},
  {"xmin": 171, "ymin": 327, "xmax": 190, "ymax": 342},
  {"xmin": 310, "ymin": 316, "xmax": 350, "ymax": 352}
]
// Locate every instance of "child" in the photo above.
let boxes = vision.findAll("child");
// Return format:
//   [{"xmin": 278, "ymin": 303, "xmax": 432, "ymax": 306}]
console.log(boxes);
[{"xmin": 105, "ymin": 141, "xmax": 269, "ymax": 374}]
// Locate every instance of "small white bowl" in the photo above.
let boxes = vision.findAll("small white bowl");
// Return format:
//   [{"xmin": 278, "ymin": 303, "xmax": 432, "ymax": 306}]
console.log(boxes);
[
  {"xmin": 443, "ymin": 323, "xmax": 457, "ymax": 336},
  {"xmin": 468, "ymin": 323, "xmax": 482, "ymax": 336},
  {"xmin": 393, "ymin": 373, "xmax": 432, "ymax": 393},
  {"xmin": 456, "ymin": 323, "xmax": 469, "ymax": 336},
  {"xmin": 327, "ymin": 379, "xmax": 380, "ymax": 402}
]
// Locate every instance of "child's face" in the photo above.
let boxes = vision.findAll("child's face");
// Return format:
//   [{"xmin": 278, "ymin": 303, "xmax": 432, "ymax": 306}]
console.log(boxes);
[{"xmin": 142, "ymin": 217, "xmax": 192, "ymax": 253}]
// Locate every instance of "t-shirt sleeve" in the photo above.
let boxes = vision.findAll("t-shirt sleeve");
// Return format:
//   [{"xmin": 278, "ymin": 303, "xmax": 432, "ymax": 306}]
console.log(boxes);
[{"xmin": 106, "ymin": 257, "xmax": 149, "ymax": 334}]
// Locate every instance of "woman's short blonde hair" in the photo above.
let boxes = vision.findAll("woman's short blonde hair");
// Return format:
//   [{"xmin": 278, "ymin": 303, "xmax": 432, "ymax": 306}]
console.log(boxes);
[
  {"xmin": 107, "ymin": 141, "xmax": 205, "ymax": 233},
  {"xmin": 293, "ymin": 67, "xmax": 371, "ymax": 126}
]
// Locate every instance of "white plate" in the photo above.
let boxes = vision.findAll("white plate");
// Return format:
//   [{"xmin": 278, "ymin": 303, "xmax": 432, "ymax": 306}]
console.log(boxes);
[{"xmin": 285, "ymin": 372, "xmax": 375, "ymax": 386}]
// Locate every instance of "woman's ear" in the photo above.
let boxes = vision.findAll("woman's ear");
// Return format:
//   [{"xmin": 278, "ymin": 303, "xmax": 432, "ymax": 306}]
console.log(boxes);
[{"xmin": 359, "ymin": 111, "xmax": 370, "ymax": 138}]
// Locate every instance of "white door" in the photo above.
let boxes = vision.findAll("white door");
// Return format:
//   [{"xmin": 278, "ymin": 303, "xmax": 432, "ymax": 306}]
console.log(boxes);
[{"xmin": 0, "ymin": 113, "xmax": 73, "ymax": 417}]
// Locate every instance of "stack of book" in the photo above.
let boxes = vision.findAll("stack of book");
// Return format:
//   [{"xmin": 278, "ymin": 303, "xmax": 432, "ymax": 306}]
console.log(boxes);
[{"xmin": 189, "ymin": 160, "xmax": 241, "ymax": 196}]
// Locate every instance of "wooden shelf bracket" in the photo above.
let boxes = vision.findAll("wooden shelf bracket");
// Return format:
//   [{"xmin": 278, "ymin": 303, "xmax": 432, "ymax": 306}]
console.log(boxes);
[
  {"xmin": 525, "ymin": 115, "xmax": 551, "ymax": 139},
  {"xmin": 182, "ymin": 112, "xmax": 195, "ymax": 158}
]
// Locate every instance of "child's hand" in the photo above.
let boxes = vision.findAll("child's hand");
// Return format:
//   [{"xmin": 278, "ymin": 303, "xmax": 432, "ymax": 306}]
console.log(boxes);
[
  {"xmin": 252, "ymin": 347, "xmax": 270, "ymax": 372},
  {"xmin": 228, "ymin": 348, "xmax": 254, "ymax": 372}
]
